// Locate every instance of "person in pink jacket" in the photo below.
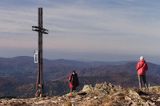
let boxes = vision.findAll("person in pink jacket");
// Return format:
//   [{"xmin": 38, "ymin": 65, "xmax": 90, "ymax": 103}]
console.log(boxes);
[{"xmin": 136, "ymin": 56, "xmax": 148, "ymax": 89}]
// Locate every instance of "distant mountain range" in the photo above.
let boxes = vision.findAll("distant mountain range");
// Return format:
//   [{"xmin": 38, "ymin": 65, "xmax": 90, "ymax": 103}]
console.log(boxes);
[{"xmin": 0, "ymin": 56, "xmax": 159, "ymax": 97}]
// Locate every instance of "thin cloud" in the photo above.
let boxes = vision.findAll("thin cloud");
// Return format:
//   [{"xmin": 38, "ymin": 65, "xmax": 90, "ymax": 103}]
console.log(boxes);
[{"xmin": 0, "ymin": 0, "xmax": 160, "ymax": 61}]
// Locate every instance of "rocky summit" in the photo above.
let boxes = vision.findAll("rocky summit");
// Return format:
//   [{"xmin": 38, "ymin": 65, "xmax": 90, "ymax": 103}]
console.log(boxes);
[{"xmin": 0, "ymin": 82, "xmax": 160, "ymax": 106}]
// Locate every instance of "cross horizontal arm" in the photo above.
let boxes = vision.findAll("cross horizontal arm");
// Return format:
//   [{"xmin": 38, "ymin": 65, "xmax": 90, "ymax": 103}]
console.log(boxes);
[{"xmin": 32, "ymin": 26, "xmax": 49, "ymax": 34}]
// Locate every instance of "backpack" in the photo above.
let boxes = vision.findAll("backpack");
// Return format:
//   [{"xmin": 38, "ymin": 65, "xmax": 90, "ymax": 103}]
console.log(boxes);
[{"xmin": 71, "ymin": 73, "xmax": 79, "ymax": 87}]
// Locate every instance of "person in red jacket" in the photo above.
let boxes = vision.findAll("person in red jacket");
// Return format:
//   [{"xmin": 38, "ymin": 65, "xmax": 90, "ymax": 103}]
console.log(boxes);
[
  {"xmin": 68, "ymin": 71, "xmax": 79, "ymax": 93},
  {"xmin": 136, "ymin": 56, "xmax": 148, "ymax": 89}
]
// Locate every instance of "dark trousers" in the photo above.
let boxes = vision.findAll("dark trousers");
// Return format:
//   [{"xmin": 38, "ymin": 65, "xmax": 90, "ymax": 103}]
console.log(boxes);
[{"xmin": 138, "ymin": 74, "xmax": 148, "ymax": 89}]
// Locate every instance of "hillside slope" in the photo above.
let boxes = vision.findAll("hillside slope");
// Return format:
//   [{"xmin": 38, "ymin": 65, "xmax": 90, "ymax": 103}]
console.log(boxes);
[{"xmin": 0, "ymin": 56, "xmax": 160, "ymax": 97}]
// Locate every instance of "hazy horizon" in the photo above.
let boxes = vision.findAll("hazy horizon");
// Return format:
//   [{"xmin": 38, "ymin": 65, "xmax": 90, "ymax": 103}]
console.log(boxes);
[{"xmin": 0, "ymin": 54, "xmax": 160, "ymax": 65}]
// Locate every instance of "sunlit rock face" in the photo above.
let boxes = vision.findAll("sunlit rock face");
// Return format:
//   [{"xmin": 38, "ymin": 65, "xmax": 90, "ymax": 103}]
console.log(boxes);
[{"xmin": 0, "ymin": 82, "xmax": 160, "ymax": 106}]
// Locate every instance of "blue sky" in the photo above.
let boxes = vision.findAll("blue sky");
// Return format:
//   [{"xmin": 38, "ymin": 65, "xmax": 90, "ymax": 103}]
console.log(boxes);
[{"xmin": 0, "ymin": 0, "xmax": 160, "ymax": 63}]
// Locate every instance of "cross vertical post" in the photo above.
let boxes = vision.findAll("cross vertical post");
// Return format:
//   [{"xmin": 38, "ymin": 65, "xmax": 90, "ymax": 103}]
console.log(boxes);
[
  {"xmin": 38, "ymin": 7, "xmax": 43, "ymax": 97},
  {"xmin": 32, "ymin": 7, "xmax": 48, "ymax": 97}
]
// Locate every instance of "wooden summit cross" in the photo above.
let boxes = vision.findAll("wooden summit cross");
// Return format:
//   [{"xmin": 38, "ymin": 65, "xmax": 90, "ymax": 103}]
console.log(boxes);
[{"xmin": 32, "ymin": 8, "xmax": 48, "ymax": 97}]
